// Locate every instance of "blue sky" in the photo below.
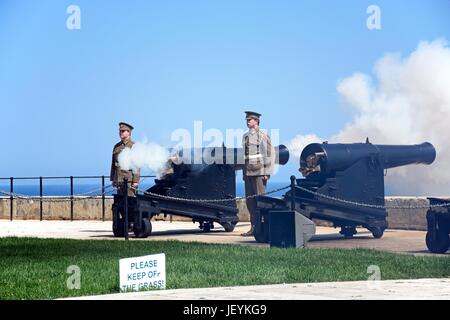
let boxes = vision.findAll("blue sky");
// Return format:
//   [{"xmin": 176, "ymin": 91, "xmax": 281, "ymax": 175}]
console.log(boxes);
[{"xmin": 1, "ymin": 0, "xmax": 449, "ymax": 183}]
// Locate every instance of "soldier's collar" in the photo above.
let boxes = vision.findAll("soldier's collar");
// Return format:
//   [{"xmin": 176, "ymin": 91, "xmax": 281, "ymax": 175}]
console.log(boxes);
[
  {"xmin": 121, "ymin": 138, "xmax": 132, "ymax": 145},
  {"xmin": 249, "ymin": 127, "xmax": 260, "ymax": 134}
]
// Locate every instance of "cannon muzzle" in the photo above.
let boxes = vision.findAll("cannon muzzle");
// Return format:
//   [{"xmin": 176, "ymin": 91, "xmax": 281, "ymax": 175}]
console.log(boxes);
[{"xmin": 275, "ymin": 144, "xmax": 290, "ymax": 166}]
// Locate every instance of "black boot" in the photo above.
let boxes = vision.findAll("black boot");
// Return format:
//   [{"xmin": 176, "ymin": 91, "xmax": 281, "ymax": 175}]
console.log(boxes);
[{"xmin": 241, "ymin": 226, "xmax": 254, "ymax": 237}]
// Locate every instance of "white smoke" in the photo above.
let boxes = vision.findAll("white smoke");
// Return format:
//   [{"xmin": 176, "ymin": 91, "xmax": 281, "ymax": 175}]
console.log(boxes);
[
  {"xmin": 118, "ymin": 141, "xmax": 169, "ymax": 177},
  {"xmin": 288, "ymin": 39, "xmax": 450, "ymax": 195},
  {"xmin": 288, "ymin": 134, "xmax": 324, "ymax": 158}
]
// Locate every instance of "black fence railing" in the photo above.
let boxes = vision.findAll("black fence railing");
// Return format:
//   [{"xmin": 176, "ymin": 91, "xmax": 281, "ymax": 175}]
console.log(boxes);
[{"xmin": 0, "ymin": 175, "xmax": 155, "ymax": 221}]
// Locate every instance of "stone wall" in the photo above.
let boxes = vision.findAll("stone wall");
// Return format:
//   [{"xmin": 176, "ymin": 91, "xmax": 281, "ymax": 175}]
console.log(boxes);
[
  {"xmin": 0, "ymin": 196, "xmax": 442, "ymax": 231},
  {"xmin": 0, "ymin": 197, "xmax": 249, "ymax": 223},
  {"xmin": 385, "ymin": 197, "xmax": 430, "ymax": 230},
  {"xmin": 0, "ymin": 197, "xmax": 113, "ymax": 221}
]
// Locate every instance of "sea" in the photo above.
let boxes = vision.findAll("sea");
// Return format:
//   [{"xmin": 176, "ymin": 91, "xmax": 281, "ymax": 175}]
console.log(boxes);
[{"xmin": 0, "ymin": 181, "xmax": 289, "ymax": 198}]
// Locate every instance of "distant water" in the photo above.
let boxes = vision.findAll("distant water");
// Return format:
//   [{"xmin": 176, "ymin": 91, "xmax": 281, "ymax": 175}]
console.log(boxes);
[{"xmin": 0, "ymin": 181, "xmax": 290, "ymax": 198}]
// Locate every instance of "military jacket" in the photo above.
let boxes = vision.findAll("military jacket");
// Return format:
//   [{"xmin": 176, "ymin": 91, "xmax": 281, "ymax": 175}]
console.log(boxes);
[
  {"xmin": 110, "ymin": 139, "xmax": 140, "ymax": 184},
  {"xmin": 242, "ymin": 128, "xmax": 275, "ymax": 177}
]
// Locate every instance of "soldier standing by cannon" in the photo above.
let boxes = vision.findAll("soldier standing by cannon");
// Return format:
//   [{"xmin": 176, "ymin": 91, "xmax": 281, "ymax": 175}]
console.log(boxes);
[
  {"xmin": 241, "ymin": 111, "xmax": 275, "ymax": 237},
  {"xmin": 110, "ymin": 122, "xmax": 140, "ymax": 197}
]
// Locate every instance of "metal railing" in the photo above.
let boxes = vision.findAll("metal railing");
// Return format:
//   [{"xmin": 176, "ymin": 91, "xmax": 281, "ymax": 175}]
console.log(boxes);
[{"xmin": 0, "ymin": 175, "xmax": 155, "ymax": 221}]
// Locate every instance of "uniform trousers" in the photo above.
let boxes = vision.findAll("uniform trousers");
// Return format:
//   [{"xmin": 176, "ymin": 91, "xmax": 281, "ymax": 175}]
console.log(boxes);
[{"xmin": 244, "ymin": 176, "xmax": 267, "ymax": 227}]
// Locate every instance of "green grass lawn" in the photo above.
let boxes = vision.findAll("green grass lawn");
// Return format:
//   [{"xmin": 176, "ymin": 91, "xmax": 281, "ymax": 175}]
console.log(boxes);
[{"xmin": 0, "ymin": 237, "xmax": 449, "ymax": 300}]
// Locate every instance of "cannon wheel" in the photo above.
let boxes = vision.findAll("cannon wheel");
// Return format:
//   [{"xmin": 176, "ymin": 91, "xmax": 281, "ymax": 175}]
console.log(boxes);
[
  {"xmin": 369, "ymin": 227, "xmax": 385, "ymax": 239},
  {"xmin": 426, "ymin": 229, "xmax": 450, "ymax": 254},
  {"xmin": 340, "ymin": 226, "xmax": 357, "ymax": 239},
  {"xmin": 133, "ymin": 218, "xmax": 152, "ymax": 238},
  {"xmin": 112, "ymin": 204, "xmax": 125, "ymax": 237},
  {"xmin": 113, "ymin": 218, "xmax": 125, "ymax": 237},
  {"xmin": 220, "ymin": 222, "xmax": 237, "ymax": 232},
  {"xmin": 202, "ymin": 221, "xmax": 214, "ymax": 232}
]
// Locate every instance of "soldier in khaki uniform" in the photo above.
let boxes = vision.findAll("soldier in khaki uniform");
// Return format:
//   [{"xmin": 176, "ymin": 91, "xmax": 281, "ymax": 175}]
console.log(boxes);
[
  {"xmin": 110, "ymin": 122, "xmax": 140, "ymax": 197},
  {"xmin": 241, "ymin": 111, "xmax": 275, "ymax": 236}
]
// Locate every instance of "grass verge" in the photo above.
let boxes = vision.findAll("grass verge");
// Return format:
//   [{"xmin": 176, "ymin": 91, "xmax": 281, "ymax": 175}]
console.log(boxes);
[{"xmin": 0, "ymin": 237, "xmax": 449, "ymax": 299}]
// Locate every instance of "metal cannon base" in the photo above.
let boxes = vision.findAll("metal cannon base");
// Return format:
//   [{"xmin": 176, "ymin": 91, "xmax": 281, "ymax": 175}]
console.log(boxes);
[
  {"xmin": 112, "ymin": 194, "xmax": 239, "ymax": 238},
  {"xmin": 426, "ymin": 198, "xmax": 450, "ymax": 253},
  {"xmin": 253, "ymin": 189, "xmax": 388, "ymax": 244}
]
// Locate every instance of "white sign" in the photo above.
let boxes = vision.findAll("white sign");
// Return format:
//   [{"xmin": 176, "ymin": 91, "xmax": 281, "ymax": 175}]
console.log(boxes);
[{"xmin": 119, "ymin": 253, "xmax": 166, "ymax": 292}]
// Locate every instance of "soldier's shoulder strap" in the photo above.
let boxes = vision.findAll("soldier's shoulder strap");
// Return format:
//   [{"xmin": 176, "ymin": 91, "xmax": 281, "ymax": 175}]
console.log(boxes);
[
  {"xmin": 258, "ymin": 128, "xmax": 268, "ymax": 137},
  {"xmin": 259, "ymin": 130, "xmax": 271, "ymax": 142}
]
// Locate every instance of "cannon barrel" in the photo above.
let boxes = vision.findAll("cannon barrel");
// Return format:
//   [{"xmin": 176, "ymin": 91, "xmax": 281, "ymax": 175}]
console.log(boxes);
[
  {"xmin": 175, "ymin": 144, "xmax": 289, "ymax": 167},
  {"xmin": 300, "ymin": 142, "xmax": 435, "ymax": 177},
  {"xmin": 376, "ymin": 143, "xmax": 436, "ymax": 168}
]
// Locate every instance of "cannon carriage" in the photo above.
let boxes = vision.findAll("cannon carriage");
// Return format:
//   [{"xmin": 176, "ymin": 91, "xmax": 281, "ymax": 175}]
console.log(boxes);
[
  {"xmin": 253, "ymin": 141, "xmax": 436, "ymax": 243},
  {"xmin": 112, "ymin": 145, "xmax": 289, "ymax": 238},
  {"xmin": 426, "ymin": 197, "xmax": 450, "ymax": 253}
]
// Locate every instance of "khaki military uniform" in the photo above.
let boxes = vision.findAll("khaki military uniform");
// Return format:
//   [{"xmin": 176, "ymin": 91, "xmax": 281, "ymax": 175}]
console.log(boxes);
[
  {"xmin": 242, "ymin": 128, "xmax": 275, "ymax": 228},
  {"xmin": 110, "ymin": 139, "xmax": 140, "ymax": 197}
]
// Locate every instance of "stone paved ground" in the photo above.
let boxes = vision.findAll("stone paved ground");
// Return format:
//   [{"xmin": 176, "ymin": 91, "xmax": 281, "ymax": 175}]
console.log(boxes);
[
  {"xmin": 65, "ymin": 278, "xmax": 450, "ymax": 300},
  {"xmin": 0, "ymin": 219, "xmax": 448, "ymax": 256}
]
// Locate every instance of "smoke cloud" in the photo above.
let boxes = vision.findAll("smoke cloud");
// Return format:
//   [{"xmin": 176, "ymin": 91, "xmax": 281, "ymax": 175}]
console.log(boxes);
[
  {"xmin": 289, "ymin": 39, "xmax": 450, "ymax": 195},
  {"xmin": 288, "ymin": 134, "xmax": 324, "ymax": 158},
  {"xmin": 118, "ymin": 140, "xmax": 169, "ymax": 177}
]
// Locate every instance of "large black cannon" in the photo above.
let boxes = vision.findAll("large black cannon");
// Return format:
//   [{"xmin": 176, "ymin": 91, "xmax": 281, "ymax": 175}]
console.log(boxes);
[
  {"xmin": 254, "ymin": 140, "xmax": 436, "ymax": 243},
  {"xmin": 112, "ymin": 145, "xmax": 289, "ymax": 238}
]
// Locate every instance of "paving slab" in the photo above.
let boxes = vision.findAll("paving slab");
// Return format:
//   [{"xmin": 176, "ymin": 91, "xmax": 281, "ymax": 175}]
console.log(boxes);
[
  {"xmin": 65, "ymin": 278, "xmax": 450, "ymax": 300},
  {"xmin": 0, "ymin": 220, "xmax": 448, "ymax": 256}
]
